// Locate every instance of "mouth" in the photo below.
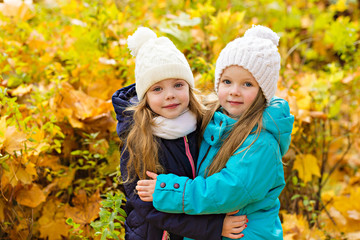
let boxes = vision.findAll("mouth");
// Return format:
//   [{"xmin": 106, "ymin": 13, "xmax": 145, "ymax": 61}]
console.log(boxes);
[
  {"xmin": 163, "ymin": 103, "xmax": 180, "ymax": 109},
  {"xmin": 227, "ymin": 101, "xmax": 243, "ymax": 105}
]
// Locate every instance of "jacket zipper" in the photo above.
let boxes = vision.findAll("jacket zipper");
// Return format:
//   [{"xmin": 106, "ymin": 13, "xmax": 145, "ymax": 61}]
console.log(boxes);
[
  {"xmin": 161, "ymin": 136, "xmax": 196, "ymax": 239},
  {"xmin": 162, "ymin": 230, "xmax": 169, "ymax": 240},
  {"xmin": 183, "ymin": 136, "xmax": 196, "ymax": 179}
]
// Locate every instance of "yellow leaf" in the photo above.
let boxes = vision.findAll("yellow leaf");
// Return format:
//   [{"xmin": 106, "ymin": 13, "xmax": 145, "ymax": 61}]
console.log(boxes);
[
  {"xmin": 51, "ymin": 82, "xmax": 116, "ymax": 131},
  {"xmin": 100, "ymin": 149, "xmax": 120, "ymax": 175},
  {"xmin": 38, "ymin": 198, "xmax": 69, "ymax": 240},
  {"xmin": 0, "ymin": 1, "xmax": 35, "ymax": 21},
  {"xmin": 321, "ymin": 187, "xmax": 360, "ymax": 233},
  {"xmin": 37, "ymin": 155, "xmax": 63, "ymax": 171},
  {"xmin": 25, "ymin": 162, "xmax": 37, "ymax": 177},
  {"xmin": 293, "ymin": 154, "xmax": 321, "ymax": 183},
  {"xmin": 2, "ymin": 162, "xmax": 33, "ymax": 186},
  {"xmin": 334, "ymin": 0, "xmax": 347, "ymax": 12},
  {"xmin": 346, "ymin": 232, "xmax": 360, "ymax": 240},
  {"xmin": 281, "ymin": 212, "xmax": 326, "ymax": 240},
  {"xmin": 15, "ymin": 184, "xmax": 46, "ymax": 208},
  {"xmin": 39, "ymin": 219, "xmax": 69, "ymax": 240},
  {"xmin": 55, "ymin": 168, "xmax": 75, "ymax": 189},
  {"xmin": 27, "ymin": 129, "xmax": 51, "ymax": 156},
  {"xmin": 1, "ymin": 123, "xmax": 27, "ymax": 155},
  {"xmin": 10, "ymin": 84, "xmax": 33, "ymax": 97},
  {"xmin": 65, "ymin": 189, "xmax": 101, "ymax": 225},
  {"xmin": 207, "ymin": 10, "xmax": 245, "ymax": 56}
]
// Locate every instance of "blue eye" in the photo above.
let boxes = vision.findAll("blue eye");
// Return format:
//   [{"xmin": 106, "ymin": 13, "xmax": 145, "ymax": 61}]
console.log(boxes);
[
  {"xmin": 223, "ymin": 79, "xmax": 231, "ymax": 84},
  {"xmin": 175, "ymin": 83, "xmax": 183, "ymax": 88},
  {"xmin": 244, "ymin": 82, "xmax": 253, "ymax": 87},
  {"xmin": 153, "ymin": 87, "xmax": 162, "ymax": 92}
]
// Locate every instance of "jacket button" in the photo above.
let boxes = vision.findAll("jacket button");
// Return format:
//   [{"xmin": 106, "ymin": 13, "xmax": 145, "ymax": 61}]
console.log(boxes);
[
  {"xmin": 174, "ymin": 183, "xmax": 180, "ymax": 189},
  {"xmin": 211, "ymin": 135, "xmax": 214, "ymax": 141},
  {"xmin": 160, "ymin": 182, "xmax": 166, "ymax": 188}
]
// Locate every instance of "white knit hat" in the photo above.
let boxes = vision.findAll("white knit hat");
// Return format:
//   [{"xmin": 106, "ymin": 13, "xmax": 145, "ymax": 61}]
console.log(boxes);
[
  {"xmin": 127, "ymin": 27, "xmax": 194, "ymax": 101},
  {"xmin": 214, "ymin": 25, "xmax": 281, "ymax": 104}
]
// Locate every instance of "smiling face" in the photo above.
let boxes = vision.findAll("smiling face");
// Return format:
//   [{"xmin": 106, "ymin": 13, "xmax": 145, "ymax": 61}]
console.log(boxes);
[
  {"xmin": 218, "ymin": 65, "xmax": 260, "ymax": 118},
  {"xmin": 146, "ymin": 78, "xmax": 190, "ymax": 119}
]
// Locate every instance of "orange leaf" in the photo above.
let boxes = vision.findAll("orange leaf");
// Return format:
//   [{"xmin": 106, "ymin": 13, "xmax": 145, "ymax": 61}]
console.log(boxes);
[
  {"xmin": 15, "ymin": 184, "xmax": 46, "ymax": 208},
  {"xmin": 51, "ymin": 82, "xmax": 116, "ymax": 132},
  {"xmin": 65, "ymin": 189, "xmax": 101, "ymax": 225},
  {"xmin": 37, "ymin": 155, "xmax": 63, "ymax": 171},
  {"xmin": 0, "ymin": 116, "xmax": 27, "ymax": 155},
  {"xmin": 39, "ymin": 219, "xmax": 69, "ymax": 240},
  {"xmin": 2, "ymin": 162, "xmax": 33, "ymax": 186},
  {"xmin": 38, "ymin": 198, "xmax": 69, "ymax": 240}
]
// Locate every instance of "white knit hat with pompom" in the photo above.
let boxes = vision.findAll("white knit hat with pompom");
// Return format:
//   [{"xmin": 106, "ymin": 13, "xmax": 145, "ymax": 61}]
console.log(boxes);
[
  {"xmin": 127, "ymin": 27, "xmax": 194, "ymax": 101},
  {"xmin": 214, "ymin": 25, "xmax": 281, "ymax": 104}
]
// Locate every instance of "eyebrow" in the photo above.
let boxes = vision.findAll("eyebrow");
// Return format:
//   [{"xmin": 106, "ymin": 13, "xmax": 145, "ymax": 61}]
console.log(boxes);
[{"xmin": 221, "ymin": 75, "xmax": 255, "ymax": 81}]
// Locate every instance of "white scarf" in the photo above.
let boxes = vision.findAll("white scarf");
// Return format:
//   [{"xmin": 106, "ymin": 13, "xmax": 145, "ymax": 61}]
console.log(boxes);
[{"xmin": 152, "ymin": 109, "xmax": 197, "ymax": 140}]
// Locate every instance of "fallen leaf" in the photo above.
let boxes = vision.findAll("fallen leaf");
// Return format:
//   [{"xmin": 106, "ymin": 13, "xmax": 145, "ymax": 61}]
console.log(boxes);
[
  {"xmin": 65, "ymin": 189, "xmax": 101, "ymax": 225},
  {"xmin": 0, "ymin": 118, "xmax": 27, "ymax": 155},
  {"xmin": 15, "ymin": 184, "xmax": 46, "ymax": 208},
  {"xmin": 10, "ymin": 84, "xmax": 33, "ymax": 96},
  {"xmin": 0, "ymin": 0, "xmax": 35, "ymax": 21},
  {"xmin": 38, "ymin": 198, "xmax": 69, "ymax": 240},
  {"xmin": 55, "ymin": 168, "xmax": 75, "ymax": 189},
  {"xmin": 36, "ymin": 155, "xmax": 63, "ymax": 171},
  {"xmin": 2, "ymin": 163, "xmax": 33, "ymax": 186}
]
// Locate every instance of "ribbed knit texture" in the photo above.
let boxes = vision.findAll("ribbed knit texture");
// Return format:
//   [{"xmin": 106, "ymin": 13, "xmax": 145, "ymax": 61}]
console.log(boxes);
[
  {"xmin": 127, "ymin": 27, "xmax": 194, "ymax": 100},
  {"xmin": 214, "ymin": 25, "xmax": 281, "ymax": 104}
]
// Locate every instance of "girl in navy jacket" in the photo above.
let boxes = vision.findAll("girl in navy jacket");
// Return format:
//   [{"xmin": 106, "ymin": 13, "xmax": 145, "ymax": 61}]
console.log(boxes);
[{"xmin": 112, "ymin": 27, "xmax": 247, "ymax": 240}]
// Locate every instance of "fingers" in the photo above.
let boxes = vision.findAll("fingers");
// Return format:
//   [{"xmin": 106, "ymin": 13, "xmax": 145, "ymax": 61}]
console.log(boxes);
[
  {"xmin": 137, "ymin": 190, "xmax": 153, "ymax": 202},
  {"xmin": 138, "ymin": 195, "xmax": 153, "ymax": 202},
  {"xmin": 136, "ymin": 185, "xmax": 151, "ymax": 191},
  {"xmin": 228, "ymin": 215, "xmax": 247, "ymax": 222},
  {"xmin": 137, "ymin": 180, "xmax": 152, "ymax": 186},
  {"xmin": 226, "ymin": 210, "xmax": 239, "ymax": 216},
  {"xmin": 146, "ymin": 171, "xmax": 158, "ymax": 179},
  {"xmin": 230, "ymin": 224, "xmax": 247, "ymax": 234},
  {"xmin": 229, "ymin": 218, "xmax": 247, "ymax": 228},
  {"xmin": 226, "ymin": 233, "xmax": 244, "ymax": 239}
]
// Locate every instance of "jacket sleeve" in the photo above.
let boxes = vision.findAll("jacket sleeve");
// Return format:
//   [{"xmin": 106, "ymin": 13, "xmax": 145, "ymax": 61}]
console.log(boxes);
[
  {"xmin": 152, "ymin": 136, "xmax": 281, "ymax": 214},
  {"xmin": 121, "ymin": 148, "xmax": 225, "ymax": 240}
]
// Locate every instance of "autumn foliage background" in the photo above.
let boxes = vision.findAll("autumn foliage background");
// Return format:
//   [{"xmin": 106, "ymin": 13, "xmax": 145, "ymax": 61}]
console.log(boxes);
[{"xmin": 0, "ymin": 0, "xmax": 359, "ymax": 239}]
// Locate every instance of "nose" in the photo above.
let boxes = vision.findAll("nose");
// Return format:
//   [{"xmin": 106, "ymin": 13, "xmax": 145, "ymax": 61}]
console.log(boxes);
[
  {"xmin": 165, "ymin": 89, "xmax": 175, "ymax": 99},
  {"xmin": 229, "ymin": 85, "xmax": 241, "ymax": 96}
]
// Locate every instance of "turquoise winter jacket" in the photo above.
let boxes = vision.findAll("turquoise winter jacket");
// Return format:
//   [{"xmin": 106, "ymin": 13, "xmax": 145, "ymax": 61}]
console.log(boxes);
[{"xmin": 152, "ymin": 97, "xmax": 294, "ymax": 240}]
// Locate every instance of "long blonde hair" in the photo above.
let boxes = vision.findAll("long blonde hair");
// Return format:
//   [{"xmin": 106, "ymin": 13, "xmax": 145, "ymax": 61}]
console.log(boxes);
[
  {"xmin": 201, "ymin": 90, "xmax": 267, "ymax": 177},
  {"xmin": 123, "ymin": 87, "xmax": 205, "ymax": 181}
]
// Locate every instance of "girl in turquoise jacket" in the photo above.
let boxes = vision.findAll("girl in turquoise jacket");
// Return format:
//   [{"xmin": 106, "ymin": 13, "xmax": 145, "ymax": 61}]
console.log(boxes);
[{"xmin": 136, "ymin": 25, "xmax": 294, "ymax": 239}]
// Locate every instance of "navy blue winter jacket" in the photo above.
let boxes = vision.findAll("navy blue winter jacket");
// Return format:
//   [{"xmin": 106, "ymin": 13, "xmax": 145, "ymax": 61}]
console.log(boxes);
[{"xmin": 112, "ymin": 84, "xmax": 225, "ymax": 240}]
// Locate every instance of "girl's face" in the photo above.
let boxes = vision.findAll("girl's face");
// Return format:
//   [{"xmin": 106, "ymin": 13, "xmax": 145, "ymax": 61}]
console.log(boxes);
[
  {"xmin": 218, "ymin": 65, "xmax": 260, "ymax": 118},
  {"xmin": 146, "ymin": 78, "xmax": 190, "ymax": 119}
]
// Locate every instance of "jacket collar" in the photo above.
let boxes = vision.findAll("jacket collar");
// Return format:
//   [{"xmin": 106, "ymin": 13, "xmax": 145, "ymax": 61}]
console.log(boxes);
[{"xmin": 203, "ymin": 110, "xmax": 237, "ymax": 147}]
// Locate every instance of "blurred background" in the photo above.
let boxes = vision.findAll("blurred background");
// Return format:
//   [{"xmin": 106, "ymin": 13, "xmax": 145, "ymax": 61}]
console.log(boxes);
[{"xmin": 0, "ymin": 0, "xmax": 359, "ymax": 239}]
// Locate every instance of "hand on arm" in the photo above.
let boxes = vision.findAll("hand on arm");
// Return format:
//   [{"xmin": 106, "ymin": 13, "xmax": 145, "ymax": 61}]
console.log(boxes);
[
  {"xmin": 136, "ymin": 171, "xmax": 158, "ymax": 202},
  {"xmin": 222, "ymin": 210, "xmax": 247, "ymax": 239}
]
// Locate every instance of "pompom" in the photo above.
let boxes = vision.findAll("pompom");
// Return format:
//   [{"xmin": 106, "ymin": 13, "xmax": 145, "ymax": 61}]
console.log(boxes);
[
  {"xmin": 244, "ymin": 25, "xmax": 280, "ymax": 46},
  {"xmin": 127, "ymin": 27, "xmax": 157, "ymax": 56}
]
